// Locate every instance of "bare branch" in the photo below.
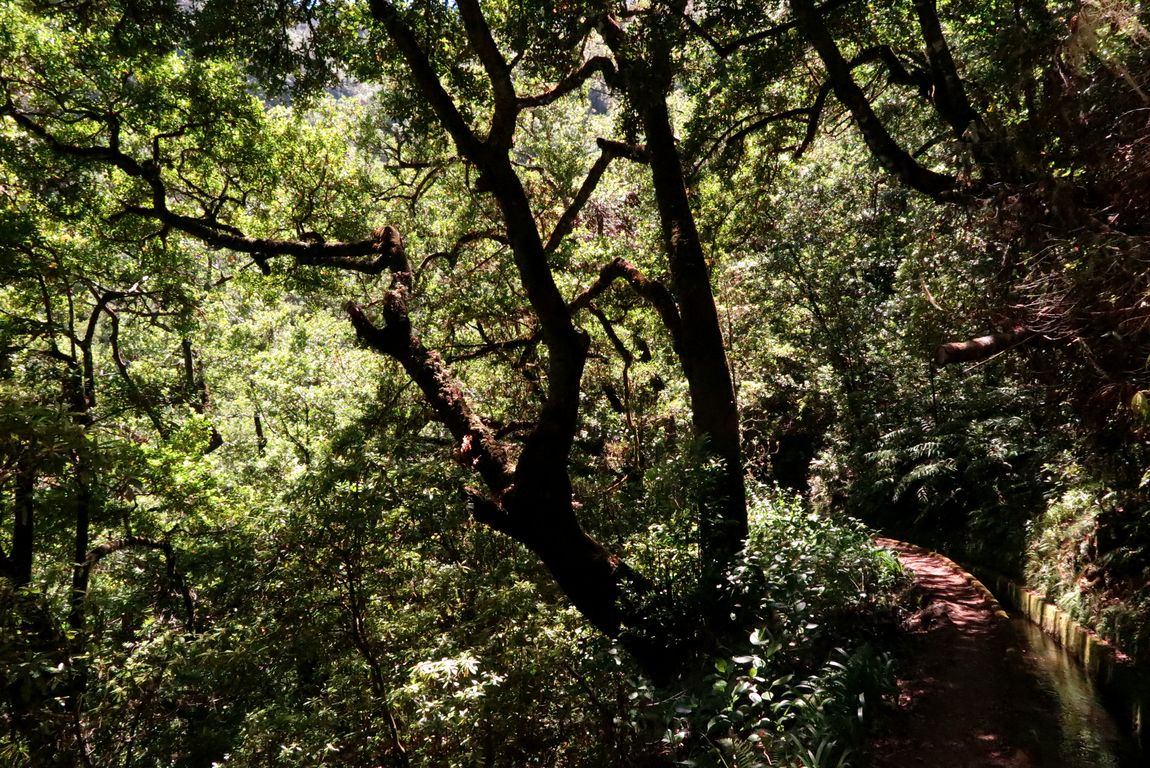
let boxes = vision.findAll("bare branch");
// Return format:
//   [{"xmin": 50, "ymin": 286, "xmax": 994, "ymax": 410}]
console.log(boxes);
[
  {"xmin": 6, "ymin": 106, "xmax": 391, "ymax": 263},
  {"xmin": 416, "ymin": 230, "xmax": 509, "ymax": 274},
  {"xmin": 105, "ymin": 304, "xmax": 169, "ymax": 438},
  {"xmin": 368, "ymin": 1, "xmax": 485, "ymax": 159},
  {"xmin": 793, "ymin": 83, "xmax": 832, "ymax": 158},
  {"xmin": 701, "ymin": 107, "xmax": 814, "ymax": 174},
  {"xmin": 795, "ymin": 45, "xmax": 930, "ymax": 158},
  {"xmin": 696, "ymin": 42, "xmax": 919, "ymax": 172},
  {"xmin": 791, "ymin": 0, "xmax": 960, "ymax": 200},
  {"xmin": 545, "ymin": 139, "xmax": 634, "ymax": 254},
  {"xmin": 120, "ymin": 204, "xmax": 382, "ymax": 260},
  {"xmin": 3, "ymin": 106, "xmax": 146, "ymax": 178},
  {"xmin": 587, "ymin": 305, "xmax": 634, "ymax": 365},
  {"xmin": 669, "ymin": 0, "xmax": 857, "ymax": 58},
  {"xmin": 448, "ymin": 332, "xmax": 539, "ymax": 363}
]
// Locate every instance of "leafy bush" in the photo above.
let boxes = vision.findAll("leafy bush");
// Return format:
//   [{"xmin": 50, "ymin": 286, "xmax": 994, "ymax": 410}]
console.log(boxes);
[{"xmin": 651, "ymin": 489, "xmax": 903, "ymax": 768}]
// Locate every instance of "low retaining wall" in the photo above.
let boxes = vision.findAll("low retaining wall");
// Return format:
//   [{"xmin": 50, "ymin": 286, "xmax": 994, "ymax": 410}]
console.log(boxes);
[{"xmin": 969, "ymin": 565, "xmax": 1148, "ymax": 752}]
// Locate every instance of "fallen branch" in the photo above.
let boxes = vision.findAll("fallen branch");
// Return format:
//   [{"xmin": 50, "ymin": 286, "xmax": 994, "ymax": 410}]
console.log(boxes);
[{"xmin": 934, "ymin": 327, "xmax": 1032, "ymax": 366}]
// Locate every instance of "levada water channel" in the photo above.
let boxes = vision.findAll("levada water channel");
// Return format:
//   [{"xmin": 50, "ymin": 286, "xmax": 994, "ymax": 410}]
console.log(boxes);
[{"xmin": 1008, "ymin": 617, "xmax": 1141, "ymax": 767}]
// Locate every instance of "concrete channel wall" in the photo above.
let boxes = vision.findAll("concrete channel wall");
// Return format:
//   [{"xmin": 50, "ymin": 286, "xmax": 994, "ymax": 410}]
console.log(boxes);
[{"xmin": 968, "ymin": 564, "xmax": 1148, "ymax": 752}]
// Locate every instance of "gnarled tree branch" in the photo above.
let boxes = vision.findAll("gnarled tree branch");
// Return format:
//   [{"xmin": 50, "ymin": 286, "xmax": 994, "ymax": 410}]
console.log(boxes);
[
  {"xmin": 519, "ymin": 56, "xmax": 616, "ymax": 109},
  {"xmin": 544, "ymin": 139, "xmax": 638, "ymax": 254},
  {"xmin": 571, "ymin": 257, "xmax": 683, "ymax": 350},
  {"xmin": 791, "ymin": 0, "xmax": 960, "ymax": 200}
]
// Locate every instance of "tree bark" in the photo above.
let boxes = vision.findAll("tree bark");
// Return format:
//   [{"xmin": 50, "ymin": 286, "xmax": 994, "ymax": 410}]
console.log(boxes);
[
  {"xmin": 603, "ymin": 16, "xmax": 749, "ymax": 567},
  {"xmin": 911, "ymin": 0, "xmax": 1017, "ymax": 179},
  {"xmin": 348, "ymin": 5, "xmax": 680, "ymax": 674},
  {"xmin": 68, "ymin": 450, "xmax": 93, "ymax": 636},
  {"xmin": 912, "ymin": 0, "xmax": 980, "ymax": 138},
  {"xmin": 934, "ymin": 328, "xmax": 1032, "ymax": 366},
  {"xmin": 346, "ymin": 297, "xmax": 672, "ymax": 678},
  {"xmin": 641, "ymin": 97, "xmax": 749, "ymax": 562}
]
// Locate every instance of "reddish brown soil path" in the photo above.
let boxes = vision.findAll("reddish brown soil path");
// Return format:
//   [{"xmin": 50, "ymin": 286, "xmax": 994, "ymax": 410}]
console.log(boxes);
[{"xmin": 868, "ymin": 538, "xmax": 1064, "ymax": 768}]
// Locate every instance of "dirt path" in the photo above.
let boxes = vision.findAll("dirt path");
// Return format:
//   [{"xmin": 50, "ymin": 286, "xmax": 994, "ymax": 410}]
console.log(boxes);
[{"xmin": 868, "ymin": 539, "xmax": 1065, "ymax": 768}]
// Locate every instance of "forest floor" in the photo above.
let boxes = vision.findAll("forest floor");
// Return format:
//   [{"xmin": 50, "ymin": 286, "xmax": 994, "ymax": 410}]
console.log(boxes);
[{"xmin": 866, "ymin": 539, "xmax": 1068, "ymax": 768}]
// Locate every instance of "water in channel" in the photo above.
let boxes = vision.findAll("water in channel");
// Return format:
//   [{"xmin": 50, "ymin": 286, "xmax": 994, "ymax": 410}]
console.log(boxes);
[{"xmin": 1007, "ymin": 617, "xmax": 1142, "ymax": 767}]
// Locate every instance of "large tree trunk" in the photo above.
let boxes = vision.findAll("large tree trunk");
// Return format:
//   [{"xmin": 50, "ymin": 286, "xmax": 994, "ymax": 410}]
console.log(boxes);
[
  {"xmin": 358, "ymin": 0, "xmax": 740, "ymax": 685},
  {"xmin": 640, "ymin": 94, "xmax": 749, "ymax": 563},
  {"xmin": 8, "ymin": 461, "xmax": 35, "ymax": 586},
  {"xmin": 347, "ymin": 298, "xmax": 678, "ymax": 677},
  {"xmin": 604, "ymin": 17, "xmax": 749, "ymax": 568}
]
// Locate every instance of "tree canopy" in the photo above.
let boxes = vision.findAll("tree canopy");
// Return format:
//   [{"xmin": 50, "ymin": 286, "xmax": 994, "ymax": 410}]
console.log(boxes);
[{"xmin": 2, "ymin": 0, "xmax": 1149, "ymax": 765}]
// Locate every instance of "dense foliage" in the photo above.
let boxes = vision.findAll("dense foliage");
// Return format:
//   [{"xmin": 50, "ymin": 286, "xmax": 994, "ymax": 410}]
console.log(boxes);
[{"xmin": 2, "ymin": 0, "xmax": 1149, "ymax": 766}]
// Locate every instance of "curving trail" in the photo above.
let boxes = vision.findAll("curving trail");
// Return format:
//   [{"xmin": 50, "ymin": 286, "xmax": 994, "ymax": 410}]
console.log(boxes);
[{"xmin": 868, "ymin": 539, "xmax": 1065, "ymax": 768}]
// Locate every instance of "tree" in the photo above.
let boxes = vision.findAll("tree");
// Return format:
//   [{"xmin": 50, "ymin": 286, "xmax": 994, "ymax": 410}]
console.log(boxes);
[
  {"xmin": 0, "ymin": 2, "xmax": 1001, "ymax": 764},
  {"xmin": 0, "ymin": 0, "xmax": 758, "ymax": 679},
  {"xmin": 688, "ymin": 0, "xmax": 1150, "ymax": 414},
  {"xmin": 0, "ymin": 161, "xmax": 206, "ymax": 764}
]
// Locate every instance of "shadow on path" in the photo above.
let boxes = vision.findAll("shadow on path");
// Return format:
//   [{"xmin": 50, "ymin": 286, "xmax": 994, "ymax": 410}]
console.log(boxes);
[{"xmin": 868, "ymin": 539, "xmax": 1136, "ymax": 768}]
